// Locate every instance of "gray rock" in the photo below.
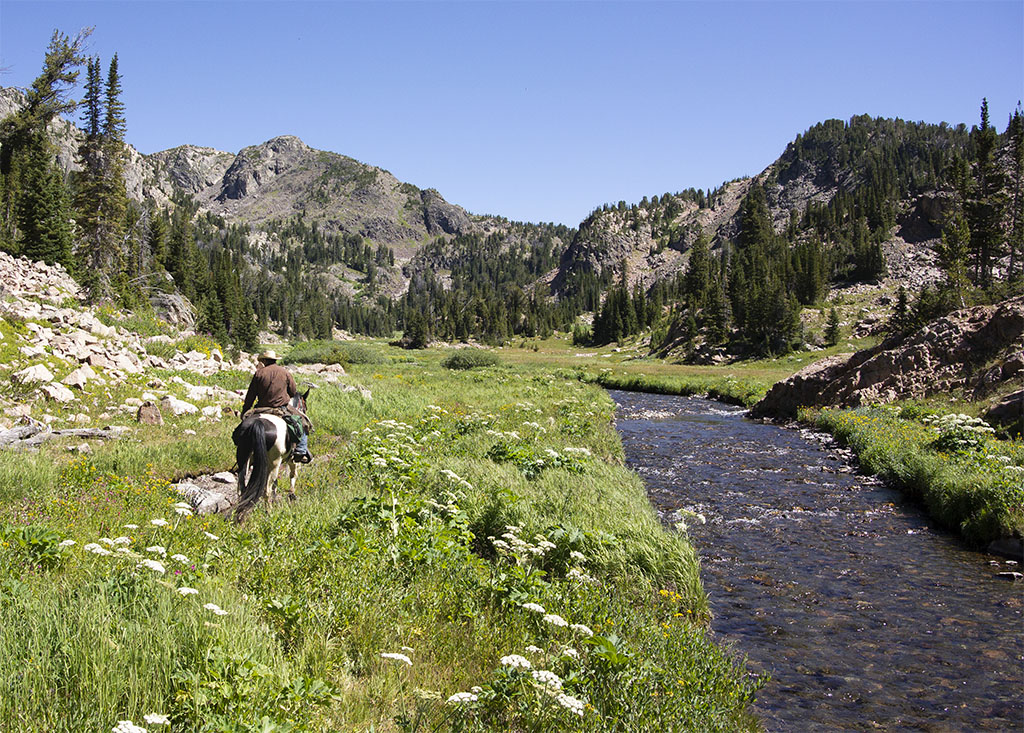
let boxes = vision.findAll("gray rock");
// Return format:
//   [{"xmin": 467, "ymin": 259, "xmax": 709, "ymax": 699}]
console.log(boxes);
[
  {"xmin": 39, "ymin": 382, "xmax": 76, "ymax": 403},
  {"xmin": 136, "ymin": 402, "xmax": 164, "ymax": 425},
  {"xmin": 13, "ymin": 364, "xmax": 54, "ymax": 384},
  {"xmin": 984, "ymin": 390, "xmax": 1023, "ymax": 436}
]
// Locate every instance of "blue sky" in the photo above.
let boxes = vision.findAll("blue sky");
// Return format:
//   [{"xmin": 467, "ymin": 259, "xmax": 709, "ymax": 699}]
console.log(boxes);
[{"xmin": 2, "ymin": 1, "xmax": 1022, "ymax": 226}]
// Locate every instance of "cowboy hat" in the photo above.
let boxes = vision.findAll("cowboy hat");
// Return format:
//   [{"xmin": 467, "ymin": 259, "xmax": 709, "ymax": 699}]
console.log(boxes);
[{"xmin": 257, "ymin": 349, "xmax": 279, "ymax": 363}]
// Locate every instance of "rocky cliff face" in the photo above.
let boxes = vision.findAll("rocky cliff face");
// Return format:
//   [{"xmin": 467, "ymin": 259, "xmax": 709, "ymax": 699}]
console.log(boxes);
[
  {"xmin": 553, "ymin": 181, "xmax": 749, "ymax": 293},
  {"xmin": 750, "ymin": 296, "xmax": 1024, "ymax": 430}
]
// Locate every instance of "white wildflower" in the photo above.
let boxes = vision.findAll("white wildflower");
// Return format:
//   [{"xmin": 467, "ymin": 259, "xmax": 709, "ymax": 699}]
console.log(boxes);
[
  {"xmin": 173, "ymin": 502, "xmax": 191, "ymax": 510},
  {"xmin": 570, "ymin": 623, "xmax": 594, "ymax": 637},
  {"xmin": 112, "ymin": 536, "xmax": 132, "ymax": 545},
  {"xmin": 123, "ymin": 524, "xmax": 139, "ymax": 529},
  {"xmin": 567, "ymin": 567, "xmax": 594, "ymax": 583},
  {"xmin": 203, "ymin": 602, "xmax": 228, "ymax": 616},
  {"xmin": 112, "ymin": 721, "xmax": 147, "ymax": 733},
  {"xmin": 532, "ymin": 669, "xmax": 563, "ymax": 690},
  {"xmin": 525, "ymin": 645, "xmax": 544, "ymax": 654},
  {"xmin": 446, "ymin": 691, "xmax": 479, "ymax": 705},
  {"xmin": 115, "ymin": 547, "xmax": 136, "ymax": 556},
  {"xmin": 83, "ymin": 543, "xmax": 111, "ymax": 556},
  {"xmin": 569, "ymin": 550, "xmax": 586, "ymax": 562},
  {"xmin": 203, "ymin": 531, "xmax": 219, "ymax": 540},
  {"xmin": 522, "ymin": 602, "xmax": 546, "ymax": 614},
  {"xmin": 98, "ymin": 537, "xmax": 115, "ymax": 546},
  {"xmin": 500, "ymin": 654, "xmax": 532, "ymax": 670},
  {"xmin": 556, "ymin": 692, "xmax": 586, "ymax": 716},
  {"xmin": 543, "ymin": 613, "xmax": 568, "ymax": 627},
  {"xmin": 170, "ymin": 554, "xmax": 189, "ymax": 563},
  {"xmin": 177, "ymin": 587, "xmax": 199, "ymax": 596},
  {"xmin": 174, "ymin": 506, "xmax": 193, "ymax": 517},
  {"xmin": 380, "ymin": 652, "xmax": 412, "ymax": 666},
  {"xmin": 58, "ymin": 539, "xmax": 76, "ymax": 547},
  {"xmin": 150, "ymin": 518, "xmax": 169, "ymax": 527},
  {"xmin": 562, "ymin": 647, "xmax": 580, "ymax": 659},
  {"xmin": 143, "ymin": 713, "xmax": 170, "ymax": 725},
  {"xmin": 138, "ymin": 559, "xmax": 166, "ymax": 574},
  {"xmin": 491, "ymin": 538, "xmax": 510, "ymax": 551},
  {"xmin": 146, "ymin": 545, "xmax": 167, "ymax": 557},
  {"xmin": 536, "ymin": 540, "xmax": 556, "ymax": 551}
]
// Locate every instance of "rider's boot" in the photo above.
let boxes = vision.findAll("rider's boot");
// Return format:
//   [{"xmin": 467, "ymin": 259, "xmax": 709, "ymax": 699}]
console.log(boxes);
[{"xmin": 292, "ymin": 431, "xmax": 313, "ymax": 464}]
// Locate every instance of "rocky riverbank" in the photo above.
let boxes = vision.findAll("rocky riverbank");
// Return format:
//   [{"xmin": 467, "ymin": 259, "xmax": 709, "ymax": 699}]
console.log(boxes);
[{"xmin": 751, "ymin": 295, "xmax": 1024, "ymax": 434}]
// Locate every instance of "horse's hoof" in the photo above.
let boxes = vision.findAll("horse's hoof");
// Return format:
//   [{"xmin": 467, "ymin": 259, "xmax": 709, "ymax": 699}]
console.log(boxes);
[{"xmin": 287, "ymin": 492, "xmax": 297, "ymax": 503}]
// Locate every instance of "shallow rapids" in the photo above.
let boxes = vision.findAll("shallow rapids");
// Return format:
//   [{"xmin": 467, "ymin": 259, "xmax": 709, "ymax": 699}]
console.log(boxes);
[{"xmin": 610, "ymin": 390, "xmax": 1023, "ymax": 732}]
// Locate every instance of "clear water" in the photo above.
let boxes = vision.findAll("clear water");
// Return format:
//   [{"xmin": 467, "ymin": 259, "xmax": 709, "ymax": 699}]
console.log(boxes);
[{"xmin": 610, "ymin": 390, "xmax": 1023, "ymax": 732}]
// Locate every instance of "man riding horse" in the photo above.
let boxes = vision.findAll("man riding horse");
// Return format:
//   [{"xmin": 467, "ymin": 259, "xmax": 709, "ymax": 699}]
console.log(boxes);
[{"xmin": 240, "ymin": 350, "xmax": 313, "ymax": 463}]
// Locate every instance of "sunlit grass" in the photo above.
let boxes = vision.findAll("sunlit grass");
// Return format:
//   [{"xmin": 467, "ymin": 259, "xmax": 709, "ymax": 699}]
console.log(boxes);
[{"xmin": 0, "ymin": 358, "xmax": 760, "ymax": 731}]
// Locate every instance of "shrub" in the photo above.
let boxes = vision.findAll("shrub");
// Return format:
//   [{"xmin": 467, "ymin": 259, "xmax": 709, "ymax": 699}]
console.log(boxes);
[{"xmin": 441, "ymin": 349, "xmax": 501, "ymax": 370}]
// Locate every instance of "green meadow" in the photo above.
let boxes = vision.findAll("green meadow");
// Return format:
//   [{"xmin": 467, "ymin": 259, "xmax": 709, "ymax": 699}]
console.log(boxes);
[
  {"xmin": 2, "ymin": 334, "xmax": 1020, "ymax": 731},
  {"xmin": 0, "ymin": 343, "xmax": 763, "ymax": 732}
]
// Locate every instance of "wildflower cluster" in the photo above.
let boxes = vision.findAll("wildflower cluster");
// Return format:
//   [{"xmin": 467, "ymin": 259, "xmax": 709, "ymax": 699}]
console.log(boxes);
[
  {"xmin": 489, "ymin": 526, "xmax": 595, "ymax": 583},
  {"xmin": 925, "ymin": 413, "xmax": 996, "ymax": 453},
  {"xmin": 69, "ymin": 514, "xmax": 227, "ymax": 617},
  {"xmin": 486, "ymin": 442, "xmax": 588, "ymax": 479}
]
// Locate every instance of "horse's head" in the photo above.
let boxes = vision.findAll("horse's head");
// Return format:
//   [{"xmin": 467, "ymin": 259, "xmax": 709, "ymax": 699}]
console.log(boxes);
[{"xmin": 290, "ymin": 385, "xmax": 312, "ymax": 413}]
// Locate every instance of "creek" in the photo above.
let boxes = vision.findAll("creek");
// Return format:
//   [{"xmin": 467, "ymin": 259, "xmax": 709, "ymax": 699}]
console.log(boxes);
[{"xmin": 609, "ymin": 390, "xmax": 1023, "ymax": 732}]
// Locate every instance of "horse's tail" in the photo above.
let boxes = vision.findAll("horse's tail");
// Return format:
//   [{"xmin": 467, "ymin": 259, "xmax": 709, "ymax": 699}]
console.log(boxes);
[{"xmin": 233, "ymin": 418, "xmax": 269, "ymax": 523}]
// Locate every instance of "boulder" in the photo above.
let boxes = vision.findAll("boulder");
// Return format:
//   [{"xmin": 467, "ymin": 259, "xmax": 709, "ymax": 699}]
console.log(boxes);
[
  {"xmin": 136, "ymin": 402, "xmax": 164, "ymax": 425},
  {"xmin": 39, "ymin": 382, "xmax": 76, "ymax": 403},
  {"xmin": 174, "ymin": 482, "xmax": 231, "ymax": 514},
  {"xmin": 201, "ymin": 405, "xmax": 221, "ymax": 421},
  {"xmin": 13, "ymin": 364, "xmax": 54, "ymax": 384},
  {"xmin": 984, "ymin": 390, "xmax": 1023, "ymax": 437},
  {"xmin": 160, "ymin": 396, "xmax": 198, "ymax": 416},
  {"xmin": 62, "ymin": 364, "xmax": 98, "ymax": 389}
]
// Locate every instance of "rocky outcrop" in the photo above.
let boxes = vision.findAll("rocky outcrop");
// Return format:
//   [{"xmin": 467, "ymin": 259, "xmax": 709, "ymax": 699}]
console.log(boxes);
[
  {"xmin": 421, "ymin": 188, "xmax": 471, "ymax": 236},
  {"xmin": 751, "ymin": 296, "xmax": 1024, "ymax": 419},
  {"xmin": 984, "ymin": 390, "xmax": 1023, "ymax": 436},
  {"xmin": 0, "ymin": 251, "xmax": 255, "ymax": 434}
]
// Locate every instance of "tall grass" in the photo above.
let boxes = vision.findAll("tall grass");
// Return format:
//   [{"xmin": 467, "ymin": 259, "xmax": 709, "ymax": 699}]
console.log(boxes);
[
  {"xmin": 587, "ymin": 371, "xmax": 771, "ymax": 407},
  {"xmin": 812, "ymin": 407, "xmax": 1024, "ymax": 546},
  {"xmin": 0, "ymin": 363, "xmax": 762, "ymax": 731}
]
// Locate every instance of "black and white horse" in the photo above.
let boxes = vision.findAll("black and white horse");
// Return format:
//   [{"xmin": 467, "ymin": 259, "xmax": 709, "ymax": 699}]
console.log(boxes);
[{"xmin": 231, "ymin": 389, "xmax": 310, "ymax": 523}]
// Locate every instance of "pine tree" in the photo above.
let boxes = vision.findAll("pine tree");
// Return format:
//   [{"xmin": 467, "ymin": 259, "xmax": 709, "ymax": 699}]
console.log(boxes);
[
  {"xmin": 684, "ymin": 229, "xmax": 711, "ymax": 309},
  {"xmin": 936, "ymin": 209, "xmax": 970, "ymax": 305},
  {"xmin": 17, "ymin": 136, "xmax": 73, "ymax": 267},
  {"xmin": 825, "ymin": 307, "xmax": 841, "ymax": 346},
  {"xmin": 0, "ymin": 29, "xmax": 88, "ymax": 254},
  {"xmin": 74, "ymin": 52, "xmax": 129, "ymax": 296},
  {"xmin": 967, "ymin": 99, "xmax": 1004, "ymax": 286},
  {"xmin": 1007, "ymin": 105, "xmax": 1024, "ymax": 282}
]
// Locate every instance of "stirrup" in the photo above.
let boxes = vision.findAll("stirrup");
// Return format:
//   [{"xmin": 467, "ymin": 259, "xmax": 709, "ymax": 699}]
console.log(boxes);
[{"xmin": 292, "ymin": 450, "xmax": 312, "ymax": 464}]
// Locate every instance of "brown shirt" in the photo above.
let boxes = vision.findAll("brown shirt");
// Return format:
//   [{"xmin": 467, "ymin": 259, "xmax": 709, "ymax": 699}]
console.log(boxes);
[{"xmin": 242, "ymin": 363, "xmax": 297, "ymax": 413}]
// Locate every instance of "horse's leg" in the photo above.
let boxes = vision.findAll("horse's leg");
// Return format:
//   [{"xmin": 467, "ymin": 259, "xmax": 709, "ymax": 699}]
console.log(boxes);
[
  {"xmin": 267, "ymin": 462, "xmax": 281, "ymax": 506},
  {"xmin": 287, "ymin": 459, "xmax": 298, "ymax": 502}
]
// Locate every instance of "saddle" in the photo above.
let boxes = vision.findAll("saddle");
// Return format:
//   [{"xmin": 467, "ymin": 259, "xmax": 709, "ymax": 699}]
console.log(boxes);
[{"xmin": 241, "ymin": 407, "xmax": 306, "ymax": 448}]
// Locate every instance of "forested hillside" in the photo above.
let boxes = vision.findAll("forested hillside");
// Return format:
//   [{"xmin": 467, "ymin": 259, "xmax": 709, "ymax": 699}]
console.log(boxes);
[{"xmin": 2, "ymin": 31, "xmax": 1021, "ymax": 358}]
